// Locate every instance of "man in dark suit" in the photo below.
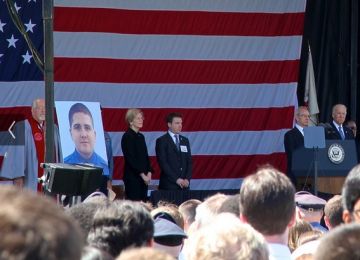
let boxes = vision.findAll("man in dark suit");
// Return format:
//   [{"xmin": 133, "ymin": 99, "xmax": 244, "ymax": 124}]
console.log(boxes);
[
  {"xmin": 284, "ymin": 106, "xmax": 310, "ymax": 186},
  {"xmin": 325, "ymin": 104, "xmax": 354, "ymax": 140},
  {"xmin": 156, "ymin": 113, "xmax": 192, "ymax": 190}
]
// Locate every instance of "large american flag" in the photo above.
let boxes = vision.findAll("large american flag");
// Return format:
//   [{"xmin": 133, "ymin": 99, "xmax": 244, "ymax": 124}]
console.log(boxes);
[{"xmin": 0, "ymin": 0, "xmax": 306, "ymax": 189}]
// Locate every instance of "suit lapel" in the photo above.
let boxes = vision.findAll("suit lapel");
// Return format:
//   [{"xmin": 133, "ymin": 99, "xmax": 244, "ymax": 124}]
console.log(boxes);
[{"xmin": 331, "ymin": 122, "xmax": 342, "ymax": 139}]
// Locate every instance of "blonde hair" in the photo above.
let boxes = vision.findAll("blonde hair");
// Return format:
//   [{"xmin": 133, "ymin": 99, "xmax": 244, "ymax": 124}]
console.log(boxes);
[
  {"xmin": 117, "ymin": 247, "xmax": 175, "ymax": 260},
  {"xmin": 288, "ymin": 219, "xmax": 313, "ymax": 252},
  {"xmin": 125, "ymin": 108, "xmax": 143, "ymax": 126},
  {"xmin": 186, "ymin": 213, "xmax": 268, "ymax": 260}
]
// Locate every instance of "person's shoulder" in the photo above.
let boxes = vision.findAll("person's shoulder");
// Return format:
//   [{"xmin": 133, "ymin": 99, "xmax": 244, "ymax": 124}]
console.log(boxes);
[
  {"xmin": 156, "ymin": 133, "xmax": 169, "ymax": 141},
  {"xmin": 93, "ymin": 152, "xmax": 108, "ymax": 165},
  {"xmin": 64, "ymin": 151, "xmax": 76, "ymax": 163},
  {"xmin": 121, "ymin": 129, "xmax": 133, "ymax": 139},
  {"xmin": 179, "ymin": 134, "xmax": 189, "ymax": 141},
  {"xmin": 343, "ymin": 125, "xmax": 354, "ymax": 135}
]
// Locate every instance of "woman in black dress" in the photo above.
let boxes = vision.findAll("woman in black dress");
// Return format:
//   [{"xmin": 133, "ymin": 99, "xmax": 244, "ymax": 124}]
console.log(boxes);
[{"xmin": 121, "ymin": 108, "xmax": 152, "ymax": 201}]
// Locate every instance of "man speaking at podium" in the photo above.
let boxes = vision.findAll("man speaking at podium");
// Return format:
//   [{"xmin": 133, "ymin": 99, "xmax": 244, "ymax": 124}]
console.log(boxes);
[
  {"xmin": 0, "ymin": 99, "xmax": 61, "ymax": 192},
  {"xmin": 284, "ymin": 106, "xmax": 310, "ymax": 186},
  {"xmin": 325, "ymin": 104, "xmax": 354, "ymax": 140}
]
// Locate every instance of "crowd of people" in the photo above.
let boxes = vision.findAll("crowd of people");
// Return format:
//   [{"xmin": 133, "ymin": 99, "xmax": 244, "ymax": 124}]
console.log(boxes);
[
  {"xmin": 0, "ymin": 163, "xmax": 360, "ymax": 259},
  {"xmin": 1, "ymin": 100, "xmax": 360, "ymax": 259}
]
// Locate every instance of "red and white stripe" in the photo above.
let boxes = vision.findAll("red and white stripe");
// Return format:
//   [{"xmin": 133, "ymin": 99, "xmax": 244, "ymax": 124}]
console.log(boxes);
[{"xmin": 0, "ymin": 0, "xmax": 306, "ymax": 189}]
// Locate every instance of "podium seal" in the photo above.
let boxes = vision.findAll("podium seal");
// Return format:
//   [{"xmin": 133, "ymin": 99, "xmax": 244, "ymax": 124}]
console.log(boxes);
[{"xmin": 328, "ymin": 143, "xmax": 345, "ymax": 164}]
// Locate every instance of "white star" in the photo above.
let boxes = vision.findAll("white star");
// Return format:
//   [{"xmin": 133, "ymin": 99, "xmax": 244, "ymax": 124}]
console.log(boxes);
[
  {"xmin": 0, "ymin": 53, "xmax": 4, "ymax": 64},
  {"xmin": 0, "ymin": 20, "xmax": 6, "ymax": 32},
  {"xmin": 22, "ymin": 51, "xmax": 32, "ymax": 64},
  {"xmin": 7, "ymin": 34, "xmax": 18, "ymax": 48},
  {"xmin": 24, "ymin": 19, "xmax": 36, "ymax": 33},
  {"xmin": 28, "ymin": 0, "xmax": 36, "ymax": 2},
  {"xmin": 14, "ymin": 2, "xmax": 21, "ymax": 12}
]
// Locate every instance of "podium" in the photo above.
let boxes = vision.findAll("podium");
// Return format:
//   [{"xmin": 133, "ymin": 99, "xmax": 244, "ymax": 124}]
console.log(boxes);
[
  {"xmin": 41, "ymin": 163, "xmax": 103, "ymax": 196},
  {"xmin": 292, "ymin": 140, "xmax": 358, "ymax": 194}
]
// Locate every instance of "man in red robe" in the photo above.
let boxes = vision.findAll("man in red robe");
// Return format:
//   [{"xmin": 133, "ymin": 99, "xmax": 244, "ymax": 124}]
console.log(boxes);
[{"xmin": 1, "ymin": 98, "xmax": 61, "ymax": 192}]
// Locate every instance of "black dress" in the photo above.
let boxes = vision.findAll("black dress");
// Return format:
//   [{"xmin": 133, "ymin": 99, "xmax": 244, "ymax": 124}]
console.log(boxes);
[{"xmin": 121, "ymin": 128, "xmax": 152, "ymax": 201}]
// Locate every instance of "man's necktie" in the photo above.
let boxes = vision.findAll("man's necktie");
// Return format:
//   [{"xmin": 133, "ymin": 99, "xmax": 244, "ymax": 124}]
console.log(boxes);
[
  {"xmin": 175, "ymin": 134, "xmax": 180, "ymax": 150},
  {"xmin": 339, "ymin": 126, "xmax": 345, "ymax": 140}
]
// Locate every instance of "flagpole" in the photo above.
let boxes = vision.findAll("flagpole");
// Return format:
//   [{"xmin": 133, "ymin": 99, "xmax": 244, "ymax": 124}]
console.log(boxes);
[{"xmin": 43, "ymin": 0, "xmax": 55, "ymax": 163}]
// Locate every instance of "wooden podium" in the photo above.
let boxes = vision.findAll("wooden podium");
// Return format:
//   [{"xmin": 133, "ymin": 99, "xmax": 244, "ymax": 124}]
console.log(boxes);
[{"xmin": 292, "ymin": 140, "xmax": 358, "ymax": 194}]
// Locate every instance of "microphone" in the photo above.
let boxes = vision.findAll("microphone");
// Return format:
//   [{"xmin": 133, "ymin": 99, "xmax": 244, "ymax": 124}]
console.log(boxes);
[{"xmin": 318, "ymin": 123, "xmax": 336, "ymax": 136}]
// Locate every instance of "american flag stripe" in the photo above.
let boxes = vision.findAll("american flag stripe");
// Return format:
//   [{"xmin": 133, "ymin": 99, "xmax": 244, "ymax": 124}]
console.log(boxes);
[
  {"xmin": 0, "ymin": 82, "xmax": 298, "ymax": 109},
  {"xmin": 54, "ymin": 0, "xmax": 306, "ymax": 13},
  {"xmin": 102, "ymin": 107, "xmax": 295, "ymax": 132},
  {"xmin": 54, "ymin": 7, "xmax": 305, "ymax": 37},
  {"xmin": 54, "ymin": 33, "xmax": 302, "ymax": 61},
  {"xmin": 55, "ymin": 59, "xmax": 300, "ymax": 84}
]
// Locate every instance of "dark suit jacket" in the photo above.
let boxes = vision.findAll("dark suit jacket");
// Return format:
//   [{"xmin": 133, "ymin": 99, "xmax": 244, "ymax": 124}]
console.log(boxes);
[
  {"xmin": 325, "ymin": 122, "xmax": 354, "ymax": 140},
  {"xmin": 156, "ymin": 132, "xmax": 192, "ymax": 190},
  {"xmin": 284, "ymin": 127, "xmax": 304, "ymax": 177}
]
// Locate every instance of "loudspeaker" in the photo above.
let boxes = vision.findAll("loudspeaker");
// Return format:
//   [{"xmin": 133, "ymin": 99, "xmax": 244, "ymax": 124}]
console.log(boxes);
[{"xmin": 41, "ymin": 163, "xmax": 103, "ymax": 196}]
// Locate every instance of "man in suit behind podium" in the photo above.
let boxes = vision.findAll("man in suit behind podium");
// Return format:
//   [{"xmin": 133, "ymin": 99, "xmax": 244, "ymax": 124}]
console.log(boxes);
[
  {"xmin": 156, "ymin": 113, "xmax": 192, "ymax": 190},
  {"xmin": 284, "ymin": 106, "xmax": 310, "ymax": 186},
  {"xmin": 325, "ymin": 104, "xmax": 354, "ymax": 140}
]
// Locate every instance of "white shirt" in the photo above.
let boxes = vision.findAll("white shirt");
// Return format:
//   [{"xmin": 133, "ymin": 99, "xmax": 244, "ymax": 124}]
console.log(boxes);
[
  {"xmin": 332, "ymin": 121, "xmax": 342, "ymax": 129},
  {"xmin": 295, "ymin": 124, "xmax": 304, "ymax": 136},
  {"xmin": 268, "ymin": 243, "xmax": 292, "ymax": 260},
  {"xmin": 168, "ymin": 130, "xmax": 179, "ymax": 145}
]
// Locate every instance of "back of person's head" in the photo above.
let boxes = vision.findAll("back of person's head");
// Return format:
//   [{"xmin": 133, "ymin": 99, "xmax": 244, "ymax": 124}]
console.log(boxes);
[
  {"xmin": 324, "ymin": 195, "xmax": 343, "ymax": 229},
  {"xmin": 186, "ymin": 213, "xmax": 269, "ymax": 260},
  {"xmin": 297, "ymin": 230, "xmax": 323, "ymax": 248},
  {"xmin": 87, "ymin": 200, "xmax": 154, "ymax": 257},
  {"xmin": 152, "ymin": 217, "xmax": 187, "ymax": 258},
  {"xmin": 195, "ymin": 193, "xmax": 228, "ymax": 226},
  {"xmin": 240, "ymin": 165, "xmax": 296, "ymax": 236},
  {"xmin": 295, "ymin": 191, "xmax": 326, "ymax": 226},
  {"xmin": 117, "ymin": 247, "xmax": 175, "ymax": 260},
  {"xmin": 288, "ymin": 219, "xmax": 313, "ymax": 252},
  {"xmin": 178, "ymin": 199, "xmax": 201, "ymax": 231},
  {"xmin": 291, "ymin": 240, "xmax": 320, "ymax": 260},
  {"xmin": 83, "ymin": 191, "xmax": 110, "ymax": 205},
  {"xmin": 342, "ymin": 164, "xmax": 360, "ymax": 223},
  {"xmin": 218, "ymin": 194, "xmax": 241, "ymax": 216},
  {"xmin": 66, "ymin": 202, "xmax": 103, "ymax": 243},
  {"xmin": 0, "ymin": 186, "xmax": 82, "ymax": 260},
  {"xmin": 151, "ymin": 203, "xmax": 184, "ymax": 229},
  {"xmin": 314, "ymin": 223, "xmax": 360, "ymax": 260},
  {"xmin": 82, "ymin": 246, "xmax": 114, "ymax": 260}
]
